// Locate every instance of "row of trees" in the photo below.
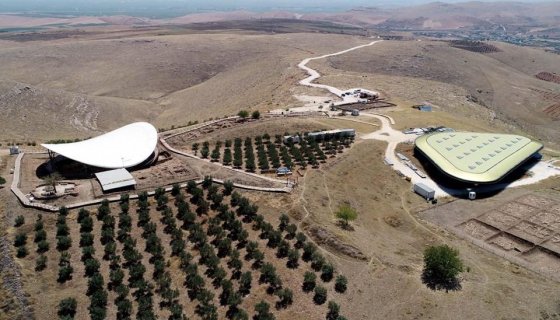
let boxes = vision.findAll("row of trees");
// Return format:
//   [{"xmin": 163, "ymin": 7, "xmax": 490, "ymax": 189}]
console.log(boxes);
[{"xmin": 193, "ymin": 131, "xmax": 354, "ymax": 172}]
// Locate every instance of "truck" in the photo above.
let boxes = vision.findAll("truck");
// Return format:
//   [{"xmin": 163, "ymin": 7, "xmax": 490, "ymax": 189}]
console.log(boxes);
[{"xmin": 413, "ymin": 183, "xmax": 435, "ymax": 201}]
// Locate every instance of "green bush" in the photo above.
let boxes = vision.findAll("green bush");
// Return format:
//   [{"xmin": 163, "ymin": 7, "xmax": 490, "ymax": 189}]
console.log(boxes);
[
  {"xmin": 35, "ymin": 255, "xmax": 47, "ymax": 271},
  {"xmin": 313, "ymin": 286, "xmax": 327, "ymax": 305},
  {"xmin": 58, "ymin": 298, "xmax": 77, "ymax": 319},
  {"xmin": 334, "ymin": 275, "xmax": 348, "ymax": 293},
  {"xmin": 238, "ymin": 110, "xmax": 249, "ymax": 119},
  {"xmin": 16, "ymin": 246, "xmax": 28, "ymax": 258},
  {"xmin": 14, "ymin": 215, "xmax": 25, "ymax": 227},
  {"xmin": 422, "ymin": 245, "xmax": 464, "ymax": 290}
]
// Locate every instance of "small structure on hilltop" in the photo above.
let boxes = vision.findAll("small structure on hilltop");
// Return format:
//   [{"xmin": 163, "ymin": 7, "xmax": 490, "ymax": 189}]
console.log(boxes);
[
  {"xmin": 351, "ymin": 109, "xmax": 360, "ymax": 116},
  {"xmin": 9, "ymin": 145, "xmax": 20, "ymax": 155}
]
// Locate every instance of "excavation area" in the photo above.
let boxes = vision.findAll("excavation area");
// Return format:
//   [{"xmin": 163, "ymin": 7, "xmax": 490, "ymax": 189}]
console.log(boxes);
[{"xmin": 419, "ymin": 189, "xmax": 560, "ymax": 280}]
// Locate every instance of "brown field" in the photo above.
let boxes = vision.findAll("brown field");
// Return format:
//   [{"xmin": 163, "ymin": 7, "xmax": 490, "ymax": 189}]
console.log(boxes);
[{"xmin": 0, "ymin": 26, "xmax": 369, "ymax": 142}]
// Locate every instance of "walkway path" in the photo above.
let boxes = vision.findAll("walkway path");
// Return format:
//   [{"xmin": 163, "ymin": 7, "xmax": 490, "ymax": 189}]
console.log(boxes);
[
  {"xmin": 298, "ymin": 40, "xmax": 383, "ymax": 102},
  {"xmin": 295, "ymin": 39, "xmax": 560, "ymax": 198}
]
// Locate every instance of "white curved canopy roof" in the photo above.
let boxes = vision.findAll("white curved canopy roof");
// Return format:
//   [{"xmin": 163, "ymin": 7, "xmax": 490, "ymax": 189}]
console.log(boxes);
[{"xmin": 42, "ymin": 122, "xmax": 158, "ymax": 169}]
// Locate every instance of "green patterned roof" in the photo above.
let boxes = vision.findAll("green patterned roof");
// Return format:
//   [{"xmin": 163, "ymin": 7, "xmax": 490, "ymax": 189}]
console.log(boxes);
[{"xmin": 415, "ymin": 132, "xmax": 543, "ymax": 183}]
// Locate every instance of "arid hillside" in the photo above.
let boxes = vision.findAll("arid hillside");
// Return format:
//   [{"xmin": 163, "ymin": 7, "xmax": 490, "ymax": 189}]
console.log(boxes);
[
  {"xmin": 314, "ymin": 39, "xmax": 560, "ymax": 148},
  {"xmin": 0, "ymin": 28, "xmax": 367, "ymax": 141}
]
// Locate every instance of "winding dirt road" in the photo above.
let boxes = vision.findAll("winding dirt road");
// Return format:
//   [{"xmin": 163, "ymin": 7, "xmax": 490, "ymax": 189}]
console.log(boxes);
[{"xmin": 296, "ymin": 39, "xmax": 560, "ymax": 198}]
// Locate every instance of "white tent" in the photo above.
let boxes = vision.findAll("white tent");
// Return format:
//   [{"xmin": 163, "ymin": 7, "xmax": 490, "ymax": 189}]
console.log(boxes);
[{"xmin": 42, "ymin": 122, "xmax": 158, "ymax": 169}]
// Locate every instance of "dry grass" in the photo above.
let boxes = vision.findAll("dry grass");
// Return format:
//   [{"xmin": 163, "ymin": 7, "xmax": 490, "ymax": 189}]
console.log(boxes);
[{"xmin": 0, "ymin": 28, "xmax": 369, "ymax": 142}]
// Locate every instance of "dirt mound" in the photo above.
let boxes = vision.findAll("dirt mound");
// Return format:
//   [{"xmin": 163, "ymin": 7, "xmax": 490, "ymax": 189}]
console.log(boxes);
[
  {"xmin": 307, "ymin": 225, "xmax": 368, "ymax": 261},
  {"xmin": 449, "ymin": 40, "xmax": 501, "ymax": 54},
  {"xmin": 536, "ymin": 72, "xmax": 560, "ymax": 84}
]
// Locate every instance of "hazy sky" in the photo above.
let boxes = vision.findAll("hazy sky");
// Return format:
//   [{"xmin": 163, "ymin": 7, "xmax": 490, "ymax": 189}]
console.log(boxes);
[{"xmin": 0, "ymin": 0, "xmax": 553, "ymax": 17}]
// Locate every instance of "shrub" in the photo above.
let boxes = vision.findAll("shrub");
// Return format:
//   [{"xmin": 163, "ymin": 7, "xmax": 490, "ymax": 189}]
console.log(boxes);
[
  {"xmin": 334, "ymin": 275, "xmax": 348, "ymax": 293},
  {"xmin": 239, "ymin": 271, "xmax": 252, "ymax": 296},
  {"xmin": 35, "ymin": 254, "xmax": 47, "ymax": 271},
  {"xmin": 34, "ymin": 229, "xmax": 47, "ymax": 243},
  {"xmin": 237, "ymin": 110, "xmax": 249, "ymax": 119},
  {"xmin": 202, "ymin": 175, "xmax": 213, "ymax": 189},
  {"xmin": 311, "ymin": 252, "xmax": 326, "ymax": 271},
  {"xmin": 313, "ymin": 286, "xmax": 327, "ymax": 305},
  {"xmin": 84, "ymin": 258, "xmax": 101, "ymax": 276},
  {"xmin": 252, "ymin": 110, "xmax": 261, "ymax": 119},
  {"xmin": 58, "ymin": 265, "xmax": 73, "ymax": 283},
  {"xmin": 37, "ymin": 239, "xmax": 50, "ymax": 253},
  {"xmin": 302, "ymin": 242, "xmax": 316, "ymax": 261},
  {"xmin": 302, "ymin": 271, "xmax": 316, "ymax": 292},
  {"xmin": 16, "ymin": 246, "xmax": 28, "ymax": 258},
  {"xmin": 171, "ymin": 183, "xmax": 180, "ymax": 196},
  {"xmin": 14, "ymin": 233, "xmax": 27, "ymax": 247},
  {"xmin": 254, "ymin": 300, "xmax": 274, "ymax": 320},
  {"xmin": 326, "ymin": 301, "xmax": 340, "ymax": 320},
  {"xmin": 275, "ymin": 288, "xmax": 293, "ymax": 309},
  {"xmin": 14, "ymin": 215, "xmax": 25, "ymax": 227},
  {"xmin": 58, "ymin": 298, "xmax": 77, "ymax": 319},
  {"xmin": 287, "ymin": 248, "xmax": 300, "ymax": 269},
  {"xmin": 295, "ymin": 232, "xmax": 307, "ymax": 249},
  {"xmin": 321, "ymin": 263, "xmax": 334, "ymax": 282},
  {"xmin": 223, "ymin": 180, "xmax": 234, "ymax": 195},
  {"xmin": 278, "ymin": 214, "xmax": 289, "ymax": 231}
]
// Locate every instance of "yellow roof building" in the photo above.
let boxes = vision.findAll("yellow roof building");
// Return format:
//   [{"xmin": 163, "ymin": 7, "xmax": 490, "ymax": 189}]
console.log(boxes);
[{"xmin": 414, "ymin": 132, "xmax": 543, "ymax": 184}]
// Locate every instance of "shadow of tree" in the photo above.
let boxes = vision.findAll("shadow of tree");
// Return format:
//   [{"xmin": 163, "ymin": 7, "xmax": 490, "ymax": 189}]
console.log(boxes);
[
  {"xmin": 421, "ymin": 270, "xmax": 462, "ymax": 292},
  {"xmin": 335, "ymin": 220, "xmax": 355, "ymax": 231}
]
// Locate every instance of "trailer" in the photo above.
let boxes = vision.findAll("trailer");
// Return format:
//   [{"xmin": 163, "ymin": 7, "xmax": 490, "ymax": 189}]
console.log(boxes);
[{"xmin": 413, "ymin": 183, "xmax": 435, "ymax": 200}]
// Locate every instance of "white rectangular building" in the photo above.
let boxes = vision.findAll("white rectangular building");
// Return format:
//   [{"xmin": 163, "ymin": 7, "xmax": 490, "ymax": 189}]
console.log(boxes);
[{"xmin": 95, "ymin": 168, "xmax": 136, "ymax": 192}]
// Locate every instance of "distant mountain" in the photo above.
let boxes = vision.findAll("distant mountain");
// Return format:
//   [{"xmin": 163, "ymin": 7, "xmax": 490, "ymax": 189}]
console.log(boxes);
[{"xmin": 2, "ymin": 1, "xmax": 560, "ymax": 31}]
